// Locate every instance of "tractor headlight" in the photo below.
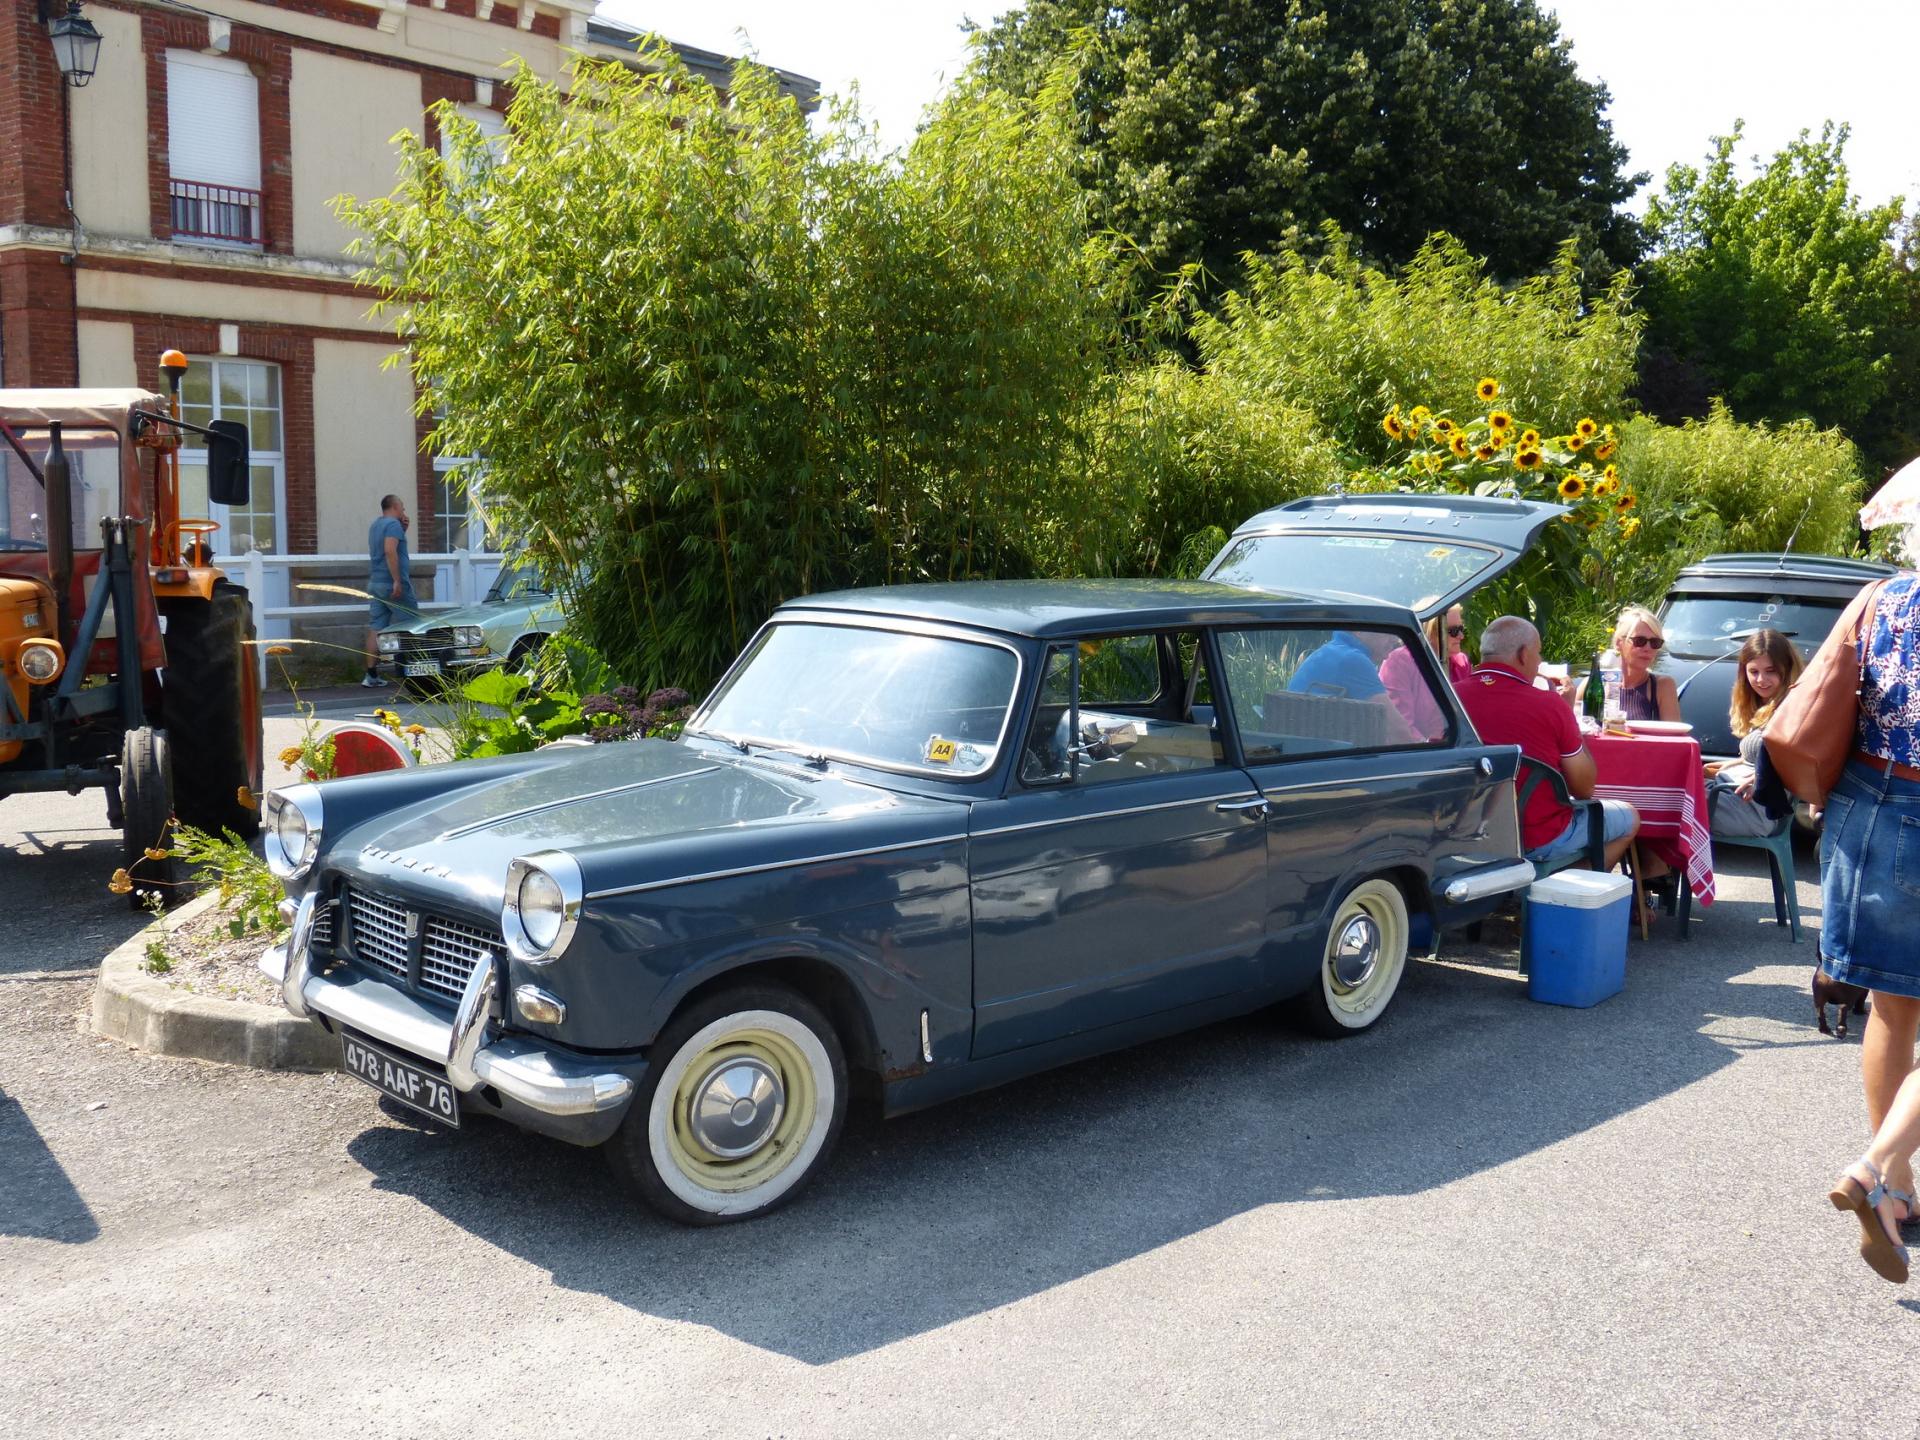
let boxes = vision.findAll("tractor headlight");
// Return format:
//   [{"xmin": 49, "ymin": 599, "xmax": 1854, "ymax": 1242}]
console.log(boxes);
[
  {"xmin": 265, "ymin": 786, "xmax": 323, "ymax": 880},
  {"xmin": 503, "ymin": 852, "xmax": 582, "ymax": 962},
  {"xmin": 18, "ymin": 638, "xmax": 63, "ymax": 684}
]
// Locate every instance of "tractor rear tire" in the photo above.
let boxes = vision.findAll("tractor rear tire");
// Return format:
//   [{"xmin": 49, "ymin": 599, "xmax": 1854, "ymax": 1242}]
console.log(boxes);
[
  {"xmin": 122, "ymin": 726, "xmax": 181, "ymax": 910},
  {"xmin": 160, "ymin": 581, "xmax": 264, "ymax": 840}
]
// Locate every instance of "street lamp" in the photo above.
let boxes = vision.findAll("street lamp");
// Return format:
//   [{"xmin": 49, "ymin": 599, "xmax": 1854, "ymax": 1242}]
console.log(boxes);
[{"xmin": 42, "ymin": 1, "xmax": 103, "ymax": 88}]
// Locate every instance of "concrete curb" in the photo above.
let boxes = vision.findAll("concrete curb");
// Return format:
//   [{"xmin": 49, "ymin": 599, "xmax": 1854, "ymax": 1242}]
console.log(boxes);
[{"xmin": 91, "ymin": 890, "xmax": 337, "ymax": 1071}]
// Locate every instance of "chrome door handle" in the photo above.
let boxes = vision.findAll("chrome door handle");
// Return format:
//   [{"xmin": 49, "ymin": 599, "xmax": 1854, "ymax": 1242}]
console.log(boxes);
[
  {"xmin": 1478, "ymin": 756, "xmax": 1494, "ymax": 776},
  {"xmin": 1215, "ymin": 797, "xmax": 1270, "ymax": 816}
]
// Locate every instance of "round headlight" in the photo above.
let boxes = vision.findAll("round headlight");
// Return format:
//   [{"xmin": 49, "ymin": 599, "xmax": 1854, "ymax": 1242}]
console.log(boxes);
[
  {"xmin": 18, "ymin": 639, "xmax": 63, "ymax": 684},
  {"xmin": 503, "ymin": 853, "xmax": 582, "ymax": 962},
  {"xmin": 518, "ymin": 867, "xmax": 564, "ymax": 950},
  {"xmin": 265, "ymin": 788, "xmax": 323, "ymax": 879}
]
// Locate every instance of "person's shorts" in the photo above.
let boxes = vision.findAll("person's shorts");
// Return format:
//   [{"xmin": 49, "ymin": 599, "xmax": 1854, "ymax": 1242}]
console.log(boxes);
[
  {"xmin": 368, "ymin": 590, "xmax": 418, "ymax": 630},
  {"xmin": 1525, "ymin": 797, "xmax": 1636, "ymax": 865},
  {"xmin": 1820, "ymin": 760, "xmax": 1920, "ymax": 997}
]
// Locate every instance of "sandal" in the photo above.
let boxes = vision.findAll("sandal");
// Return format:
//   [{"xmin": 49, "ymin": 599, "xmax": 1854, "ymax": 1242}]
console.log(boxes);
[{"xmin": 1829, "ymin": 1158, "xmax": 1912, "ymax": 1284}]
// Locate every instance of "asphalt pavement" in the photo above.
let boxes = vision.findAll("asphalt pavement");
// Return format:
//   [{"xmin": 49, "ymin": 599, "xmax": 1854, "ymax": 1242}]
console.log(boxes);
[{"xmin": 3, "ymin": 740, "xmax": 1917, "ymax": 1439}]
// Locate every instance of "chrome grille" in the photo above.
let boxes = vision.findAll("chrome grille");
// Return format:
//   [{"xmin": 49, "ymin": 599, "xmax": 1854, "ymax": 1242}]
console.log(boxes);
[
  {"xmin": 346, "ymin": 888, "xmax": 411, "ymax": 984},
  {"xmin": 310, "ymin": 903, "xmax": 335, "ymax": 950},
  {"xmin": 419, "ymin": 914, "xmax": 501, "ymax": 1002}
]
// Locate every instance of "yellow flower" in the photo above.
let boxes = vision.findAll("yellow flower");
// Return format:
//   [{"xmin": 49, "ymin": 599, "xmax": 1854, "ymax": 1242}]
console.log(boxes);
[
  {"xmin": 1603, "ymin": 464, "xmax": 1619, "ymax": 484},
  {"xmin": 1405, "ymin": 420, "xmax": 1423, "ymax": 440},
  {"xmin": 1434, "ymin": 417, "xmax": 1456, "ymax": 436},
  {"xmin": 1383, "ymin": 408, "xmax": 1405, "ymax": 440},
  {"xmin": 237, "ymin": 786, "xmax": 258, "ymax": 811},
  {"xmin": 265, "ymin": 644, "xmax": 293, "ymax": 657},
  {"xmin": 1616, "ymin": 491, "xmax": 1637, "ymax": 512},
  {"xmin": 1575, "ymin": 418, "xmax": 1598, "ymax": 439},
  {"xmin": 1593, "ymin": 442, "xmax": 1616, "ymax": 461},
  {"xmin": 1564, "ymin": 433, "xmax": 1585, "ymax": 452},
  {"xmin": 1449, "ymin": 433, "xmax": 1471, "ymax": 459},
  {"xmin": 1473, "ymin": 443, "xmax": 1496, "ymax": 462},
  {"xmin": 278, "ymin": 745, "xmax": 304, "ymax": 767},
  {"xmin": 1477, "ymin": 378, "xmax": 1501, "ymax": 403},
  {"xmin": 1519, "ymin": 428, "xmax": 1541, "ymax": 449},
  {"xmin": 405, "ymin": 723, "xmax": 427, "ymax": 737},
  {"xmin": 1410, "ymin": 405, "xmax": 1432, "ymax": 424},
  {"xmin": 108, "ymin": 868, "xmax": 134, "ymax": 895},
  {"xmin": 1515, "ymin": 449, "xmax": 1544, "ymax": 471},
  {"xmin": 1557, "ymin": 473, "xmax": 1586, "ymax": 500},
  {"xmin": 1620, "ymin": 515, "xmax": 1642, "ymax": 538},
  {"xmin": 1594, "ymin": 476, "xmax": 1618, "ymax": 497},
  {"xmin": 143, "ymin": 846, "xmax": 170, "ymax": 862},
  {"xmin": 1488, "ymin": 410, "xmax": 1513, "ymax": 431}
]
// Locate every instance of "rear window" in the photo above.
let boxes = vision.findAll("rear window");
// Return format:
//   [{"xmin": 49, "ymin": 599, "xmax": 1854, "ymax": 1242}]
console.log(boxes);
[
  {"xmin": 1209, "ymin": 532, "xmax": 1497, "ymax": 611},
  {"xmin": 1658, "ymin": 594, "xmax": 1849, "ymax": 660}
]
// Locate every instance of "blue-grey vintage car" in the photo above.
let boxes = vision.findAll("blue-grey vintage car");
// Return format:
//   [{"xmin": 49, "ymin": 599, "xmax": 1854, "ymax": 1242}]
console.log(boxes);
[{"xmin": 260, "ymin": 494, "xmax": 1556, "ymax": 1224}]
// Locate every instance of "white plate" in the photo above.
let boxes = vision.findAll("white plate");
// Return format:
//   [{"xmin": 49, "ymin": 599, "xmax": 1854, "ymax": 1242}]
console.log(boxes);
[{"xmin": 1624, "ymin": 720, "xmax": 1693, "ymax": 736}]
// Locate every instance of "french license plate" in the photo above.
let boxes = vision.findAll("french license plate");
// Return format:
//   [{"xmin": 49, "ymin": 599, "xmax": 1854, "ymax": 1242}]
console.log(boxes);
[
  {"xmin": 341, "ymin": 1032, "xmax": 460, "ymax": 1127},
  {"xmin": 403, "ymin": 659, "xmax": 442, "ymax": 677}
]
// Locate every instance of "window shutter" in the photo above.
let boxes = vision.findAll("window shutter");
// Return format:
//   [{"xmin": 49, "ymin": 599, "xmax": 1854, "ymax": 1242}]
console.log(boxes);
[{"xmin": 166, "ymin": 51, "xmax": 261, "ymax": 189}]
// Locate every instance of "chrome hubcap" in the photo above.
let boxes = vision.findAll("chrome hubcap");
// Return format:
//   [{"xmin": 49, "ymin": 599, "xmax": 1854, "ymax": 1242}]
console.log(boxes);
[
  {"xmin": 688, "ymin": 1056, "xmax": 785, "ymax": 1159},
  {"xmin": 1331, "ymin": 914, "xmax": 1380, "ymax": 991}
]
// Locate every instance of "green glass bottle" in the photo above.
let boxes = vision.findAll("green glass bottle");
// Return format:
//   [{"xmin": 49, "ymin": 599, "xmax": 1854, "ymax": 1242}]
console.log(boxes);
[{"xmin": 1582, "ymin": 652, "xmax": 1607, "ymax": 722}]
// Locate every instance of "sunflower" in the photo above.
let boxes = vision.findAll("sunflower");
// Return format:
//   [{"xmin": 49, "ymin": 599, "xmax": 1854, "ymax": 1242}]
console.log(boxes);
[
  {"xmin": 1593, "ymin": 442, "xmax": 1616, "ymax": 461},
  {"xmin": 1515, "ymin": 448, "xmax": 1544, "ymax": 471},
  {"xmin": 1487, "ymin": 427, "xmax": 1510, "ymax": 452},
  {"xmin": 1473, "ymin": 443, "xmax": 1496, "ymax": 462},
  {"xmin": 1575, "ymin": 417, "xmax": 1599, "ymax": 440},
  {"xmin": 1616, "ymin": 491, "xmax": 1637, "ymax": 512},
  {"xmin": 1519, "ymin": 428, "xmax": 1540, "ymax": 449},
  {"xmin": 1434, "ymin": 417, "xmax": 1456, "ymax": 436},
  {"xmin": 1620, "ymin": 515, "xmax": 1642, "ymax": 538},
  {"xmin": 1477, "ymin": 378, "xmax": 1501, "ymax": 403},
  {"xmin": 1594, "ymin": 475, "xmax": 1618, "ymax": 497},
  {"xmin": 1410, "ymin": 405, "xmax": 1432, "ymax": 424},
  {"xmin": 1383, "ymin": 408, "xmax": 1405, "ymax": 440},
  {"xmin": 1488, "ymin": 410, "xmax": 1513, "ymax": 431},
  {"xmin": 1449, "ymin": 433, "xmax": 1471, "ymax": 459},
  {"xmin": 1603, "ymin": 463, "xmax": 1619, "ymax": 484},
  {"xmin": 1565, "ymin": 433, "xmax": 1586, "ymax": 452},
  {"xmin": 1557, "ymin": 473, "xmax": 1586, "ymax": 500}
]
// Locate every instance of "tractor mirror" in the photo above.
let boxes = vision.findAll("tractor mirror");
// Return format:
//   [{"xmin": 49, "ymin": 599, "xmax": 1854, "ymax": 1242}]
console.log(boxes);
[{"xmin": 206, "ymin": 421, "xmax": 250, "ymax": 506}]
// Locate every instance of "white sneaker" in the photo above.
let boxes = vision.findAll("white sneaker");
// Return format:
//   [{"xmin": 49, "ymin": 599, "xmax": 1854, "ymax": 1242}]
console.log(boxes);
[{"xmin": 360, "ymin": 671, "xmax": 390, "ymax": 688}]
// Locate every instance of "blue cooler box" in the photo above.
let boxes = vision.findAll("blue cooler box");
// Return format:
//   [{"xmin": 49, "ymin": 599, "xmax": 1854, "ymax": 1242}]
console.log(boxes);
[{"xmin": 1524, "ymin": 870, "xmax": 1631, "ymax": 1007}]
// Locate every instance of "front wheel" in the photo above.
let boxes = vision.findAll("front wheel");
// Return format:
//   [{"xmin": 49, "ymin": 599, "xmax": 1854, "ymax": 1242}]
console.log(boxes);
[
  {"xmin": 1296, "ymin": 877, "xmax": 1410, "ymax": 1037},
  {"xmin": 607, "ymin": 985, "xmax": 848, "ymax": 1225}
]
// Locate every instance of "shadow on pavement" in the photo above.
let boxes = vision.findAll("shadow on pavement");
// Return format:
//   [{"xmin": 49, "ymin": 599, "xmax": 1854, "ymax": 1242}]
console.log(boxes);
[
  {"xmin": 0, "ymin": 832, "xmax": 148, "ymax": 977},
  {"xmin": 0, "ymin": 1090, "xmax": 99, "ymax": 1244},
  {"xmin": 345, "ymin": 866, "xmax": 1824, "ymax": 1365}
]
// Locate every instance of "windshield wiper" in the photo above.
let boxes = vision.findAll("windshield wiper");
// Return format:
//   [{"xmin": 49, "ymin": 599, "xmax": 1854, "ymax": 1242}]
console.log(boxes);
[{"xmin": 689, "ymin": 729, "xmax": 829, "ymax": 769}]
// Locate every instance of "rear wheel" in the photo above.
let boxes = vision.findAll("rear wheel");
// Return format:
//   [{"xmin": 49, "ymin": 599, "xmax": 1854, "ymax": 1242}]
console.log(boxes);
[
  {"xmin": 121, "ymin": 726, "xmax": 181, "ymax": 909},
  {"xmin": 159, "ymin": 582, "xmax": 262, "ymax": 839},
  {"xmin": 1296, "ymin": 877, "xmax": 1410, "ymax": 1037},
  {"xmin": 606, "ymin": 985, "xmax": 848, "ymax": 1225}
]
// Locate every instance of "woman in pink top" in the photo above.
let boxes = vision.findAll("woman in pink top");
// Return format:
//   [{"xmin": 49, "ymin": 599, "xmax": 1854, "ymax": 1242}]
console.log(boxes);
[{"xmin": 1380, "ymin": 604, "xmax": 1470, "ymax": 740}]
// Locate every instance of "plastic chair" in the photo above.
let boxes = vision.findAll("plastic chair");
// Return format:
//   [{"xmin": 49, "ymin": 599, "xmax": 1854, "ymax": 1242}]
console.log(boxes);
[
  {"xmin": 1677, "ymin": 779, "xmax": 1799, "ymax": 942},
  {"xmin": 1516, "ymin": 755, "xmax": 1606, "ymax": 877}
]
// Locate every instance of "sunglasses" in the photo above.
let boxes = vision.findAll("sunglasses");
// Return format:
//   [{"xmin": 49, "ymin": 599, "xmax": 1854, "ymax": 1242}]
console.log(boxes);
[
  {"xmin": 1445, "ymin": 625, "xmax": 1466, "ymax": 638},
  {"xmin": 1626, "ymin": 635, "xmax": 1664, "ymax": 650}
]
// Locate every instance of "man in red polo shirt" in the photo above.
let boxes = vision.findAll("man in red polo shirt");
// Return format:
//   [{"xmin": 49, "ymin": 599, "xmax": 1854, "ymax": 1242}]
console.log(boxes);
[{"xmin": 1457, "ymin": 616, "xmax": 1639, "ymax": 870}]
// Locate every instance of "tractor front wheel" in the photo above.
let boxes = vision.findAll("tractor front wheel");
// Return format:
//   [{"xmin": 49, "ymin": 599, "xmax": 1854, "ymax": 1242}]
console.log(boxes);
[
  {"xmin": 159, "ymin": 581, "xmax": 263, "ymax": 839},
  {"xmin": 121, "ymin": 726, "xmax": 181, "ymax": 909}
]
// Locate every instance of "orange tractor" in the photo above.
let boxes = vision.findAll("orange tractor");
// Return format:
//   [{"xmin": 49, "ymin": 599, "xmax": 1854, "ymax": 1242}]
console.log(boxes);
[{"xmin": 1, "ymin": 351, "xmax": 265, "ymax": 902}]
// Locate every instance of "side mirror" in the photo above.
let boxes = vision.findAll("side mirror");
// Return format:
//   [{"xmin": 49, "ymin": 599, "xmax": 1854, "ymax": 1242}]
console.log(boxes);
[{"xmin": 206, "ymin": 420, "xmax": 250, "ymax": 505}]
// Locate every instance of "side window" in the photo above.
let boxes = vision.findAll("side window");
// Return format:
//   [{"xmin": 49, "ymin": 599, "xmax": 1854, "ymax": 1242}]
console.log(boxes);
[
  {"xmin": 1216, "ymin": 626, "xmax": 1446, "ymax": 762},
  {"xmin": 1019, "ymin": 632, "xmax": 1225, "ymax": 787}
]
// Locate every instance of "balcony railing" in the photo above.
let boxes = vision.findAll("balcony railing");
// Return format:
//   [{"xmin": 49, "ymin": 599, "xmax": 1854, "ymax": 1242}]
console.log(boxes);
[{"xmin": 168, "ymin": 179, "xmax": 262, "ymax": 246}]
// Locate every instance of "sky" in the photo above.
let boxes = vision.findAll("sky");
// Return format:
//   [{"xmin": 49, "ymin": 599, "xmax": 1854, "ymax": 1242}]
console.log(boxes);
[{"xmin": 601, "ymin": 1, "xmax": 1920, "ymax": 217}]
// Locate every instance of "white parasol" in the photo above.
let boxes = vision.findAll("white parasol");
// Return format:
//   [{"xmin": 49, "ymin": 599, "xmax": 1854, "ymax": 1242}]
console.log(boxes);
[{"xmin": 1861, "ymin": 454, "xmax": 1920, "ymax": 530}]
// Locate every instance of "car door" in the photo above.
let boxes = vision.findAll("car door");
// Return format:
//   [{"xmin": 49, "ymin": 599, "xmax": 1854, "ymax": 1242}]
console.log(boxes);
[
  {"xmin": 968, "ymin": 630, "xmax": 1269, "ymax": 1059},
  {"xmin": 1210, "ymin": 619, "xmax": 1521, "ymax": 992}
]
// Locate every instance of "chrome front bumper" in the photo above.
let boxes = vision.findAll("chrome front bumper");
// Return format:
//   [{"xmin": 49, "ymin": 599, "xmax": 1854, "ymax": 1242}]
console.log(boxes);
[{"xmin": 260, "ymin": 894, "xmax": 633, "ymax": 1121}]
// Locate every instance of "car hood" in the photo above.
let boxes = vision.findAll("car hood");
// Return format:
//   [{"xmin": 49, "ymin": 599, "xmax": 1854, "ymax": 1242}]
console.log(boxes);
[
  {"xmin": 1660, "ymin": 656, "xmax": 1740, "ymax": 760},
  {"xmin": 394, "ymin": 595, "xmax": 554, "ymax": 633},
  {"xmin": 327, "ymin": 740, "xmax": 969, "ymax": 904}
]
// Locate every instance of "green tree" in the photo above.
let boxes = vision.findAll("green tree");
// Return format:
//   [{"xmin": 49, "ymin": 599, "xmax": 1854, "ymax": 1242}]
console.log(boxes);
[
  {"xmin": 1639, "ymin": 122, "xmax": 1908, "ymax": 436},
  {"xmin": 341, "ymin": 52, "xmax": 1117, "ymax": 691},
  {"xmin": 968, "ymin": 0, "xmax": 1644, "ymax": 293}
]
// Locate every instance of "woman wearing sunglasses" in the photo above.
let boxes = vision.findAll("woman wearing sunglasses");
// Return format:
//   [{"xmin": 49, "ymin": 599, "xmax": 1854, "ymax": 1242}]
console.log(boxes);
[
  {"xmin": 1609, "ymin": 605, "xmax": 1682, "ymax": 722},
  {"xmin": 1378, "ymin": 603, "xmax": 1472, "ymax": 741}
]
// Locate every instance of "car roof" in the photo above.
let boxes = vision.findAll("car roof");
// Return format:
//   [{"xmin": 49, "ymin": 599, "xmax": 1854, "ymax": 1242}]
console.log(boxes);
[
  {"xmin": 1671, "ymin": 552, "xmax": 1896, "ymax": 586},
  {"xmin": 779, "ymin": 578, "xmax": 1414, "ymax": 639}
]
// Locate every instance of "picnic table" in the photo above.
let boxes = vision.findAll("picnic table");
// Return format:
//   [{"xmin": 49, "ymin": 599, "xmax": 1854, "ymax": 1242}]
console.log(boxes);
[{"xmin": 1588, "ymin": 729, "xmax": 1715, "ymax": 906}]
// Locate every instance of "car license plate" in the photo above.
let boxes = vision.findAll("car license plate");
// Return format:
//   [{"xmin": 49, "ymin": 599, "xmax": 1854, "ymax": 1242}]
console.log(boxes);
[
  {"xmin": 341, "ymin": 1032, "xmax": 460, "ymax": 1127},
  {"xmin": 403, "ymin": 659, "xmax": 441, "ymax": 676}
]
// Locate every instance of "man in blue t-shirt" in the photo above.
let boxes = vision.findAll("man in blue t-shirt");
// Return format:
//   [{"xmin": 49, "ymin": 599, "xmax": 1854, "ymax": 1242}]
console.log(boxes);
[{"xmin": 362, "ymin": 494, "xmax": 415, "ymax": 687}]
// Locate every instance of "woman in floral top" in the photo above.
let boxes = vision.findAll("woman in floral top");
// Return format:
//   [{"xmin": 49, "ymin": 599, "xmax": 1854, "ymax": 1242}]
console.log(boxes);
[{"xmin": 1819, "ymin": 538, "xmax": 1920, "ymax": 1283}]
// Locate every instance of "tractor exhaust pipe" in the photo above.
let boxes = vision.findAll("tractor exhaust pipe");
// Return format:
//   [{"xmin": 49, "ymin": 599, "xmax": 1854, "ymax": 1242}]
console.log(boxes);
[{"xmin": 43, "ymin": 422, "xmax": 73, "ymax": 648}]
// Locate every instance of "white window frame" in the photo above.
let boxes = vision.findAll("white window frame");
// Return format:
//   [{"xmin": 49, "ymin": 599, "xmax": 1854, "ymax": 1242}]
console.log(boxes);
[{"xmin": 181, "ymin": 357, "xmax": 286, "ymax": 556}]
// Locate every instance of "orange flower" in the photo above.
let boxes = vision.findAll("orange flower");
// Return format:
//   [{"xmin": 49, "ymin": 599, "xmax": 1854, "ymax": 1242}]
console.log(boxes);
[
  {"xmin": 236, "ymin": 786, "xmax": 258, "ymax": 810},
  {"xmin": 144, "ymin": 846, "xmax": 170, "ymax": 862},
  {"xmin": 108, "ymin": 868, "xmax": 134, "ymax": 895}
]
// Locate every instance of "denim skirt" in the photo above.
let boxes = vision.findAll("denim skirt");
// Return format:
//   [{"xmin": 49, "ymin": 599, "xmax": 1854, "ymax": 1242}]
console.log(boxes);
[{"xmin": 1820, "ymin": 760, "xmax": 1920, "ymax": 996}]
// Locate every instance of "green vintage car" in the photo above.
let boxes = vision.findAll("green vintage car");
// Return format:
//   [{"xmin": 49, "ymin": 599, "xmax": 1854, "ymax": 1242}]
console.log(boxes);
[{"xmin": 375, "ymin": 558, "xmax": 564, "ymax": 684}]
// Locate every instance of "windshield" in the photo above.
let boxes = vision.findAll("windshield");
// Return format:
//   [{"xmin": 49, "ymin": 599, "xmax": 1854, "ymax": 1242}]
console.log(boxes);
[
  {"xmin": 486, "ymin": 558, "xmax": 551, "ymax": 603},
  {"xmin": 0, "ymin": 427, "xmax": 120, "ymax": 553},
  {"xmin": 694, "ymin": 622, "xmax": 1021, "ymax": 777},
  {"xmin": 1659, "ymin": 594, "xmax": 1849, "ymax": 659},
  {"xmin": 1208, "ymin": 533, "xmax": 1500, "ymax": 614}
]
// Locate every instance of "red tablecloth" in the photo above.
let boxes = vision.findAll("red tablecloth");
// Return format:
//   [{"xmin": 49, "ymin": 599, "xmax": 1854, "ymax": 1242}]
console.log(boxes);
[{"xmin": 1588, "ymin": 731, "xmax": 1715, "ymax": 904}]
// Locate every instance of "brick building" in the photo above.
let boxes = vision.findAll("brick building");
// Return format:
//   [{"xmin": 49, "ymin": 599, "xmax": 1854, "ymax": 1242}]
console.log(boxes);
[{"xmin": 1, "ymin": 0, "xmax": 815, "ymax": 572}]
